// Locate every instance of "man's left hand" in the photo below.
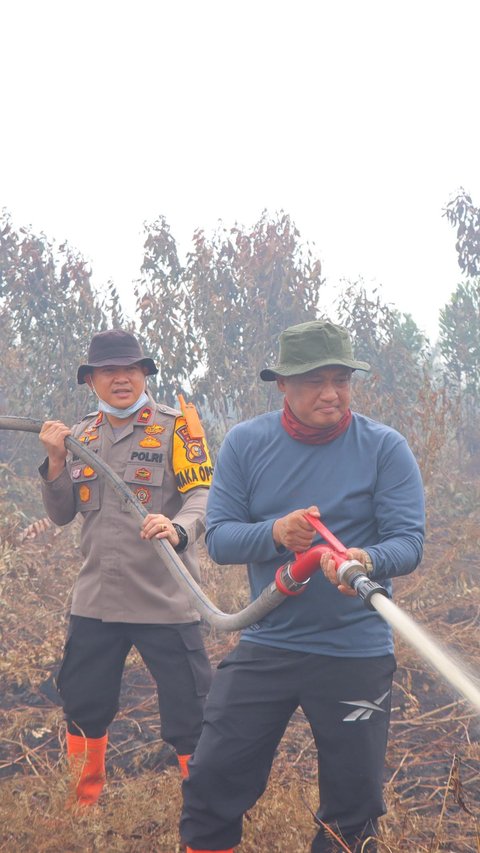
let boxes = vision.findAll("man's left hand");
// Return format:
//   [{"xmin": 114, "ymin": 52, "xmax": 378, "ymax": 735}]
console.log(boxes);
[
  {"xmin": 141, "ymin": 514, "xmax": 180, "ymax": 547},
  {"xmin": 319, "ymin": 548, "xmax": 371, "ymax": 597}
]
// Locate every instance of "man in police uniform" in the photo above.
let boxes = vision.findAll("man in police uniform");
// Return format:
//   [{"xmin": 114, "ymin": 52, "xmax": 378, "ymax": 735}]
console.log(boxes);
[{"xmin": 39, "ymin": 329, "xmax": 213, "ymax": 805}]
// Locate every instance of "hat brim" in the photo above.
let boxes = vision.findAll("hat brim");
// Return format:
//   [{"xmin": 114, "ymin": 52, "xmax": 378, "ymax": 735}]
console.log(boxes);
[
  {"xmin": 77, "ymin": 357, "xmax": 158, "ymax": 385},
  {"xmin": 260, "ymin": 357, "xmax": 370, "ymax": 381}
]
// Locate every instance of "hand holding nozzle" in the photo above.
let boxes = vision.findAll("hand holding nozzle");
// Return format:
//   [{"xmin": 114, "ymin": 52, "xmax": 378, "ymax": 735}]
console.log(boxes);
[
  {"xmin": 280, "ymin": 513, "xmax": 390, "ymax": 609},
  {"xmin": 335, "ymin": 561, "xmax": 390, "ymax": 610},
  {"xmin": 272, "ymin": 505, "xmax": 321, "ymax": 552},
  {"xmin": 303, "ymin": 512, "xmax": 364, "ymax": 597}
]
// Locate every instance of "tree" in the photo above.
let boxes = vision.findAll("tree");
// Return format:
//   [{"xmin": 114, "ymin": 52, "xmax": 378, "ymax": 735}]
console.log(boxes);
[
  {"xmin": 438, "ymin": 279, "xmax": 480, "ymax": 468},
  {"xmin": 444, "ymin": 189, "xmax": 480, "ymax": 278},
  {"xmin": 442, "ymin": 191, "xmax": 480, "ymax": 471},
  {"xmin": 439, "ymin": 280, "xmax": 480, "ymax": 394},
  {"xmin": 135, "ymin": 211, "xmax": 324, "ymax": 442},
  {"xmin": 0, "ymin": 211, "xmax": 110, "ymax": 471},
  {"xmin": 336, "ymin": 281, "xmax": 429, "ymax": 403},
  {"xmin": 335, "ymin": 281, "xmax": 452, "ymax": 485},
  {"xmin": 134, "ymin": 216, "xmax": 197, "ymax": 407}
]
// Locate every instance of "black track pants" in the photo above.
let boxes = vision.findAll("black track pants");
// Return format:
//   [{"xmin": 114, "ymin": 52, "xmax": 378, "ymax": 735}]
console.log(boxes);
[
  {"xmin": 311, "ymin": 818, "xmax": 379, "ymax": 852},
  {"xmin": 180, "ymin": 641, "xmax": 395, "ymax": 850},
  {"xmin": 56, "ymin": 615, "xmax": 212, "ymax": 754}
]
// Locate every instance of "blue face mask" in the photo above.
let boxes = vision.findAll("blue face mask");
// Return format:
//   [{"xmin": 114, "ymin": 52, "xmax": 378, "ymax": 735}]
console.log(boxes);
[{"xmin": 93, "ymin": 387, "xmax": 149, "ymax": 419}]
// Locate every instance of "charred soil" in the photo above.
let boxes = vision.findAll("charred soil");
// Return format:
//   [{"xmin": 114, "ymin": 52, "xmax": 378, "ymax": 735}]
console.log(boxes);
[{"xmin": 1, "ymin": 500, "xmax": 480, "ymax": 852}]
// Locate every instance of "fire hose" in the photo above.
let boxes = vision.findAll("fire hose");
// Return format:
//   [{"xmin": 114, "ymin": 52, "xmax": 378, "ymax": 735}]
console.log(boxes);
[
  {"xmin": 2, "ymin": 417, "xmax": 480, "ymax": 713},
  {"xmin": 0, "ymin": 417, "xmax": 386, "ymax": 631}
]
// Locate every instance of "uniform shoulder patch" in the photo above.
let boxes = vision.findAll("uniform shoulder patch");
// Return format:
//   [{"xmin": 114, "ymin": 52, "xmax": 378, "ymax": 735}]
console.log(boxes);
[{"xmin": 172, "ymin": 416, "xmax": 214, "ymax": 493}]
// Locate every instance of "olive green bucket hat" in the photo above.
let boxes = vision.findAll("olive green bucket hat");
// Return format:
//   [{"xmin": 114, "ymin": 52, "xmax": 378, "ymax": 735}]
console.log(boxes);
[{"xmin": 260, "ymin": 320, "xmax": 370, "ymax": 381}]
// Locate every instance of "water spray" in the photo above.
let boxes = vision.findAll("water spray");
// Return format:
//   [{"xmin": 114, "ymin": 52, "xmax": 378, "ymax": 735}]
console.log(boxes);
[
  {"xmin": 301, "ymin": 512, "xmax": 480, "ymax": 715},
  {"xmin": 1, "ymin": 416, "xmax": 480, "ymax": 713}
]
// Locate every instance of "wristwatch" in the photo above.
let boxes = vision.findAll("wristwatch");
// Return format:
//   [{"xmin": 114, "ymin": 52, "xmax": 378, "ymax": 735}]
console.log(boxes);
[{"xmin": 172, "ymin": 523, "xmax": 188, "ymax": 553}]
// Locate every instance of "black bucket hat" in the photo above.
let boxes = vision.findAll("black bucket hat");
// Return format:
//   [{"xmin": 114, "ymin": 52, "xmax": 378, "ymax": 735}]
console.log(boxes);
[
  {"xmin": 77, "ymin": 330, "xmax": 158, "ymax": 385},
  {"xmin": 260, "ymin": 320, "xmax": 370, "ymax": 381}
]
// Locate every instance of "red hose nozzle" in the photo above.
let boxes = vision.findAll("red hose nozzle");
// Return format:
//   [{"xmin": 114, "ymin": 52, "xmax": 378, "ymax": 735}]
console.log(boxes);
[{"xmin": 274, "ymin": 513, "xmax": 388, "ymax": 606}]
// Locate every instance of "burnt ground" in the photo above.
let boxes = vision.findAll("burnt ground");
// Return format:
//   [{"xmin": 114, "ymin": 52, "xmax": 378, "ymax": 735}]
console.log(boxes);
[{"xmin": 1, "ymin": 509, "xmax": 480, "ymax": 851}]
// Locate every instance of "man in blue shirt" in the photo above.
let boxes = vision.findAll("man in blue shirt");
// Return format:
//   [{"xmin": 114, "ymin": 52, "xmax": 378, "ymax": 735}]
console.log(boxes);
[{"xmin": 180, "ymin": 320, "xmax": 425, "ymax": 852}]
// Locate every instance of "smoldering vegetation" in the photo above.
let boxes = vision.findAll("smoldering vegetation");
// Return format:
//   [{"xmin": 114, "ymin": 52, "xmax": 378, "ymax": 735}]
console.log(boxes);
[
  {"xmin": 2, "ymin": 203, "xmax": 480, "ymax": 849},
  {"xmin": 0, "ymin": 473, "xmax": 479, "ymax": 852}
]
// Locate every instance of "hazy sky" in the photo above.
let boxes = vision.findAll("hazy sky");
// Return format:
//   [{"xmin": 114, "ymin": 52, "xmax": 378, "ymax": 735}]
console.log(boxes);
[{"xmin": 2, "ymin": 0, "xmax": 479, "ymax": 342}]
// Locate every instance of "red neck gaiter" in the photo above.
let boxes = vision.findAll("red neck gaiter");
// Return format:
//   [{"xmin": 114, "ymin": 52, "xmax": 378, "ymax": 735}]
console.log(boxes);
[{"xmin": 281, "ymin": 399, "xmax": 352, "ymax": 445}]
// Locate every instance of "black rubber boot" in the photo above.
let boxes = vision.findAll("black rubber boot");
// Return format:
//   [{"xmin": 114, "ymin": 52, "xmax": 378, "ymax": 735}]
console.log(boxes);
[{"xmin": 311, "ymin": 819, "xmax": 378, "ymax": 852}]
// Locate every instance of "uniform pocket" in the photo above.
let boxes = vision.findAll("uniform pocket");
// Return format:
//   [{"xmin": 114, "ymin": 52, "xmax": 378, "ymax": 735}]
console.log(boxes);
[
  {"xmin": 70, "ymin": 463, "xmax": 101, "ymax": 513},
  {"xmin": 177, "ymin": 623, "xmax": 212, "ymax": 697},
  {"xmin": 121, "ymin": 461, "xmax": 165, "ymax": 513}
]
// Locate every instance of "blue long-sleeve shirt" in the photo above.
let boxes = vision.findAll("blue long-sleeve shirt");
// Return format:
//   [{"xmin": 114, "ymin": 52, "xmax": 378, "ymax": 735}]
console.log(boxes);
[{"xmin": 206, "ymin": 410, "xmax": 425, "ymax": 656}]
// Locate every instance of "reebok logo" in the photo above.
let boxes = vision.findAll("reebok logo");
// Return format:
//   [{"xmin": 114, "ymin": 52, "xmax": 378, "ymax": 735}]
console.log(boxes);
[{"xmin": 340, "ymin": 690, "xmax": 390, "ymax": 722}]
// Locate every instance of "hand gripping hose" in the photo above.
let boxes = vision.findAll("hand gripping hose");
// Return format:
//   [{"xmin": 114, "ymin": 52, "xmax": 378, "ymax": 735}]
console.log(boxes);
[
  {"xmin": 6, "ymin": 417, "xmax": 480, "ymax": 713},
  {"xmin": 0, "ymin": 417, "xmax": 318, "ymax": 631},
  {"xmin": 275, "ymin": 513, "xmax": 389, "ymax": 609},
  {"xmin": 0, "ymin": 417, "xmax": 386, "ymax": 629}
]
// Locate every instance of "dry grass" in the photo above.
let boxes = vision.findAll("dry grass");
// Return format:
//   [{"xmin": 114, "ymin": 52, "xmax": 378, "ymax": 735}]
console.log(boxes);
[{"xmin": 1, "ymin": 482, "xmax": 480, "ymax": 852}]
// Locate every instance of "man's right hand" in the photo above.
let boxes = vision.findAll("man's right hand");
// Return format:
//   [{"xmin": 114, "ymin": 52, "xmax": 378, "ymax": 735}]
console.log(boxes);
[
  {"xmin": 272, "ymin": 505, "xmax": 320, "ymax": 553},
  {"xmin": 39, "ymin": 420, "xmax": 72, "ymax": 481}
]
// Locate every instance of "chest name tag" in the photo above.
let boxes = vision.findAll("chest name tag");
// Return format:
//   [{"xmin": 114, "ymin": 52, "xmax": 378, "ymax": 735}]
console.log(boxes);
[{"xmin": 130, "ymin": 451, "xmax": 163, "ymax": 463}]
